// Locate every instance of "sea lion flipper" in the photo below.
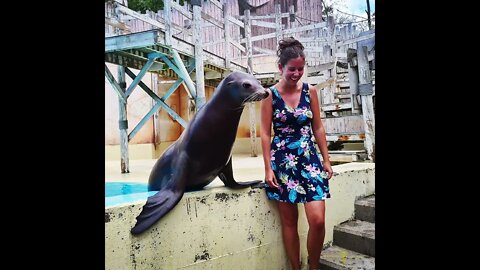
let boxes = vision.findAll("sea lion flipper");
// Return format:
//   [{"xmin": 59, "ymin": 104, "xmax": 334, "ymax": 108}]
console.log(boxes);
[
  {"xmin": 131, "ymin": 153, "xmax": 191, "ymax": 235},
  {"xmin": 130, "ymin": 187, "xmax": 184, "ymax": 235},
  {"xmin": 218, "ymin": 157, "xmax": 262, "ymax": 189}
]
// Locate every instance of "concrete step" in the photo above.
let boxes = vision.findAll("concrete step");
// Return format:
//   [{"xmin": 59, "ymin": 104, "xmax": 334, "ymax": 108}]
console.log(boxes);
[
  {"xmin": 320, "ymin": 245, "xmax": 375, "ymax": 270},
  {"xmin": 333, "ymin": 220, "xmax": 375, "ymax": 257},
  {"xmin": 355, "ymin": 195, "xmax": 375, "ymax": 223}
]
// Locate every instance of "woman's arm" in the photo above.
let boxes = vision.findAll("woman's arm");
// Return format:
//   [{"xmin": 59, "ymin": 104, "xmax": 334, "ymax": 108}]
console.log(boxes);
[
  {"xmin": 260, "ymin": 88, "xmax": 279, "ymax": 188},
  {"xmin": 309, "ymin": 86, "xmax": 333, "ymax": 179}
]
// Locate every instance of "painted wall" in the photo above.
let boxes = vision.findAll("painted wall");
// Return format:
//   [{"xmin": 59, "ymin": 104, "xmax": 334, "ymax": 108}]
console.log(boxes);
[{"xmin": 105, "ymin": 162, "xmax": 375, "ymax": 269}]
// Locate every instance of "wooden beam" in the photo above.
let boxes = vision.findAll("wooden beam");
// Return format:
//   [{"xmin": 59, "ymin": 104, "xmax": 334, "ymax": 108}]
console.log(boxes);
[
  {"xmin": 105, "ymin": 64, "xmax": 126, "ymax": 102},
  {"xmin": 253, "ymin": 46, "xmax": 276, "ymax": 55},
  {"xmin": 204, "ymin": 39, "xmax": 226, "ymax": 48},
  {"xmin": 193, "ymin": 3, "xmax": 206, "ymax": 110},
  {"xmin": 170, "ymin": 49, "xmax": 197, "ymax": 102},
  {"xmin": 207, "ymin": 0, "xmax": 222, "ymax": 9},
  {"xmin": 239, "ymin": 13, "xmax": 291, "ymax": 20},
  {"xmin": 230, "ymin": 40, "xmax": 246, "ymax": 53},
  {"xmin": 164, "ymin": 0, "xmax": 172, "ymax": 46},
  {"xmin": 322, "ymin": 102, "xmax": 352, "ymax": 112},
  {"xmin": 227, "ymin": 15, "xmax": 244, "ymax": 28},
  {"xmin": 357, "ymin": 44, "xmax": 375, "ymax": 160},
  {"xmin": 115, "ymin": 4, "xmax": 165, "ymax": 31},
  {"xmin": 124, "ymin": 55, "xmax": 157, "ymax": 97},
  {"xmin": 201, "ymin": 11, "xmax": 224, "ymax": 30},
  {"xmin": 347, "ymin": 48, "xmax": 361, "ymax": 114},
  {"xmin": 326, "ymin": 133, "xmax": 365, "ymax": 142},
  {"xmin": 315, "ymin": 78, "xmax": 335, "ymax": 90},
  {"xmin": 162, "ymin": 64, "xmax": 195, "ymax": 101},
  {"xmin": 117, "ymin": 66, "xmax": 129, "ymax": 173},
  {"xmin": 251, "ymin": 20, "xmax": 277, "ymax": 29},
  {"xmin": 223, "ymin": 2, "xmax": 231, "ymax": 69},
  {"xmin": 298, "ymin": 37, "xmax": 328, "ymax": 43},
  {"xmin": 282, "ymin": 22, "xmax": 327, "ymax": 36},
  {"xmin": 105, "ymin": 30, "xmax": 159, "ymax": 52},
  {"xmin": 105, "ymin": 16, "xmax": 130, "ymax": 31},
  {"xmin": 308, "ymin": 62, "xmax": 335, "ymax": 74},
  {"xmin": 241, "ymin": 32, "xmax": 276, "ymax": 43},
  {"xmin": 171, "ymin": 1, "xmax": 192, "ymax": 20},
  {"xmin": 275, "ymin": 4, "xmax": 282, "ymax": 43},
  {"xmin": 336, "ymin": 32, "xmax": 375, "ymax": 48},
  {"xmin": 124, "ymin": 68, "xmax": 188, "ymax": 131},
  {"xmin": 240, "ymin": 21, "xmax": 328, "ymax": 43},
  {"xmin": 244, "ymin": 9, "xmax": 257, "ymax": 157}
]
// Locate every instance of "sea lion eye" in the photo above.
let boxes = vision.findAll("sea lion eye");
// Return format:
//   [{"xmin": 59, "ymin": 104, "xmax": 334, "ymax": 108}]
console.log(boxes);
[{"xmin": 242, "ymin": 82, "xmax": 251, "ymax": 89}]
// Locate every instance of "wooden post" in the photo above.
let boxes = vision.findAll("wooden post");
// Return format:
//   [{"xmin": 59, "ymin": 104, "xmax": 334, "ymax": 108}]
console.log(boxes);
[
  {"xmin": 288, "ymin": 5, "xmax": 296, "ymax": 34},
  {"xmin": 152, "ymin": 72, "xmax": 161, "ymax": 145},
  {"xmin": 244, "ymin": 10, "xmax": 253, "ymax": 74},
  {"xmin": 347, "ymin": 48, "xmax": 361, "ymax": 114},
  {"xmin": 326, "ymin": 16, "xmax": 336, "ymax": 105},
  {"xmin": 117, "ymin": 66, "xmax": 129, "ymax": 173},
  {"xmin": 192, "ymin": 0, "xmax": 206, "ymax": 110},
  {"xmin": 340, "ymin": 26, "xmax": 347, "ymax": 53},
  {"xmin": 164, "ymin": 0, "xmax": 172, "ymax": 46},
  {"xmin": 244, "ymin": 9, "xmax": 257, "ymax": 157},
  {"xmin": 223, "ymin": 2, "xmax": 231, "ymax": 69},
  {"xmin": 357, "ymin": 45, "xmax": 375, "ymax": 160},
  {"xmin": 275, "ymin": 3, "xmax": 282, "ymax": 42},
  {"xmin": 112, "ymin": 2, "xmax": 122, "ymax": 36},
  {"xmin": 322, "ymin": 44, "xmax": 332, "ymax": 105}
]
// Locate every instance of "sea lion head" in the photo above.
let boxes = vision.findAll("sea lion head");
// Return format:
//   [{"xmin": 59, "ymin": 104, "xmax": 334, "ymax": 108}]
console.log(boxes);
[{"xmin": 218, "ymin": 71, "xmax": 269, "ymax": 105}]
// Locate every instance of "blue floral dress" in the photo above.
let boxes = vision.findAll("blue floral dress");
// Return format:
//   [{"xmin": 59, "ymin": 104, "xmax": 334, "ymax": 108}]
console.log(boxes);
[{"xmin": 265, "ymin": 82, "xmax": 331, "ymax": 203}]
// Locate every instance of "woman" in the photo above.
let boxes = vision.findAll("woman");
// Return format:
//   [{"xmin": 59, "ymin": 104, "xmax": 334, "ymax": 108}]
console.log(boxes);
[{"xmin": 260, "ymin": 37, "xmax": 334, "ymax": 270}]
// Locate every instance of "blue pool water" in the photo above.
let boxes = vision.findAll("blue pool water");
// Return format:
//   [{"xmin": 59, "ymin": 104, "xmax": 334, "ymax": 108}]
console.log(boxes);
[{"xmin": 105, "ymin": 182, "xmax": 157, "ymax": 207}]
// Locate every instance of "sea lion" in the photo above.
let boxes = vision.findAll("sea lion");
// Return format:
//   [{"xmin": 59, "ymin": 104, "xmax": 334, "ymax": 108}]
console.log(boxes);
[{"xmin": 131, "ymin": 71, "xmax": 269, "ymax": 235}]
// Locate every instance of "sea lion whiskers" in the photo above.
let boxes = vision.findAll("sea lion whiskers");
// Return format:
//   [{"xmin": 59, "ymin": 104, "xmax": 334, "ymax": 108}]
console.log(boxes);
[{"xmin": 242, "ymin": 91, "xmax": 268, "ymax": 104}]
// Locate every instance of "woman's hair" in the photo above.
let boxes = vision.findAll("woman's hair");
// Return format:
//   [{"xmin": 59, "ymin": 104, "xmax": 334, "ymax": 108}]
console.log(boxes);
[{"xmin": 277, "ymin": 37, "xmax": 305, "ymax": 67}]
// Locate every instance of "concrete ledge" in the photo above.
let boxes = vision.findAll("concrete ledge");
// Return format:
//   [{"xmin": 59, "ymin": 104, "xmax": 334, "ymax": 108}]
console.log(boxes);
[{"xmin": 105, "ymin": 162, "xmax": 375, "ymax": 269}]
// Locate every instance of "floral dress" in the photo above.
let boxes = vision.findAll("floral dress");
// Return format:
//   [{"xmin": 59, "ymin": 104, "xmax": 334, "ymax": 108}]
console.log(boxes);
[{"xmin": 265, "ymin": 82, "xmax": 331, "ymax": 203}]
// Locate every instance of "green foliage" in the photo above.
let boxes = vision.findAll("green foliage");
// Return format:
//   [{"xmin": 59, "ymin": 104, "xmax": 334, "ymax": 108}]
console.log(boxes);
[
  {"xmin": 128, "ymin": 0, "xmax": 163, "ymax": 13},
  {"xmin": 128, "ymin": 0, "xmax": 189, "ymax": 13}
]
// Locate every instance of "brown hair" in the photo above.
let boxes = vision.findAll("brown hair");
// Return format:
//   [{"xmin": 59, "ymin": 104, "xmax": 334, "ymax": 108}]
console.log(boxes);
[{"xmin": 277, "ymin": 37, "xmax": 305, "ymax": 67}]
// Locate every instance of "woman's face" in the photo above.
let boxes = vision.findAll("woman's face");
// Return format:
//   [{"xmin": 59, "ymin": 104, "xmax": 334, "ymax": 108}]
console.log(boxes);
[{"xmin": 279, "ymin": 56, "xmax": 305, "ymax": 86}]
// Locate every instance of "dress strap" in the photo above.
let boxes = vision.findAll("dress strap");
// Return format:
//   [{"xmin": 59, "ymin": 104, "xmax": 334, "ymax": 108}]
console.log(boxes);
[
  {"xmin": 302, "ymin": 82, "xmax": 309, "ymax": 92},
  {"xmin": 269, "ymin": 85, "xmax": 280, "ymax": 100}
]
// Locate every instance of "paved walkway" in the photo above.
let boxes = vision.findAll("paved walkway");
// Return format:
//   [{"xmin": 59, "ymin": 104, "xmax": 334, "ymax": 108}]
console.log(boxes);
[{"xmin": 105, "ymin": 154, "xmax": 266, "ymax": 189}]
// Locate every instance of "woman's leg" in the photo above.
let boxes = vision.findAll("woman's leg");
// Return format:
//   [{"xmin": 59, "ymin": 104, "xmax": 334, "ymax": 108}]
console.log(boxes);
[
  {"xmin": 304, "ymin": 200, "xmax": 326, "ymax": 270},
  {"xmin": 277, "ymin": 202, "xmax": 301, "ymax": 270}
]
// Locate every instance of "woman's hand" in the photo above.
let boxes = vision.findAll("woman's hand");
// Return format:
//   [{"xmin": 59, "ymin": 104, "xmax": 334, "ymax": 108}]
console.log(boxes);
[
  {"xmin": 323, "ymin": 162, "xmax": 334, "ymax": 180},
  {"xmin": 265, "ymin": 169, "xmax": 279, "ymax": 188}
]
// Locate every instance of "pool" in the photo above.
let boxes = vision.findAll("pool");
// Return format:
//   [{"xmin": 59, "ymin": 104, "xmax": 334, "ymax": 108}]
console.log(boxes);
[{"xmin": 105, "ymin": 182, "xmax": 157, "ymax": 207}]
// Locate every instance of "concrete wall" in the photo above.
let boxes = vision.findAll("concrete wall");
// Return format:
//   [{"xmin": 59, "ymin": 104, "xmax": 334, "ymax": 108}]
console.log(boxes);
[{"xmin": 105, "ymin": 163, "xmax": 375, "ymax": 269}]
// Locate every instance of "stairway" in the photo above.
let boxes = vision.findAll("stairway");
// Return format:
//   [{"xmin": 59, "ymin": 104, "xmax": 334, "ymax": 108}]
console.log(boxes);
[{"xmin": 319, "ymin": 195, "xmax": 375, "ymax": 269}]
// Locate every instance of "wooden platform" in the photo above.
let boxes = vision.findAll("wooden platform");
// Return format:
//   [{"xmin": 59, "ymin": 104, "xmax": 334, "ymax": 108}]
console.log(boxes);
[{"xmin": 105, "ymin": 29, "xmax": 245, "ymax": 75}]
